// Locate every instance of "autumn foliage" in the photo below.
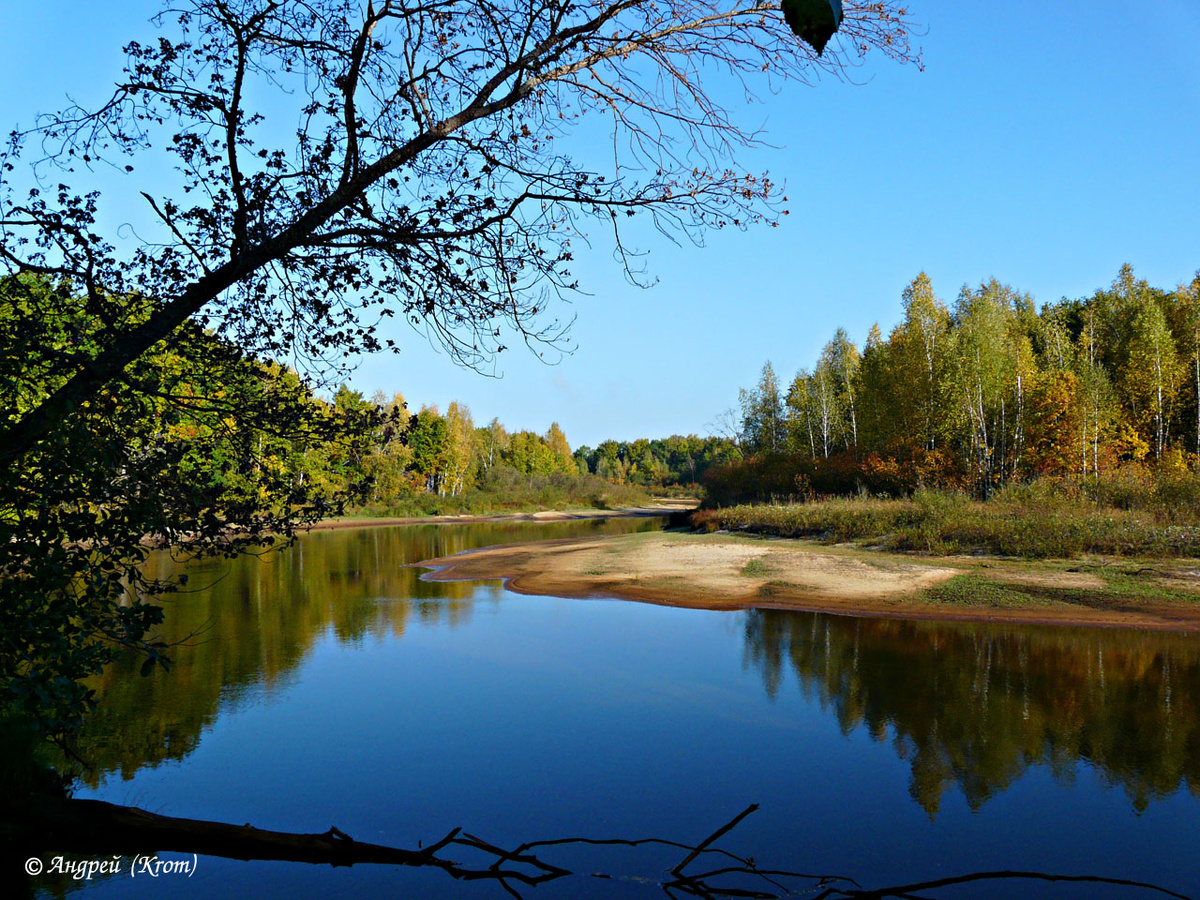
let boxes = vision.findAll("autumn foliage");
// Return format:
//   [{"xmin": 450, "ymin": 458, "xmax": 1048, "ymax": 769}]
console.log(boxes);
[{"xmin": 715, "ymin": 265, "xmax": 1200, "ymax": 505}]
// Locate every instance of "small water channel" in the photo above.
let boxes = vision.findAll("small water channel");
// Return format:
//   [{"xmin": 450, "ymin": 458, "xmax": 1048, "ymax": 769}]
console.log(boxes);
[{"xmin": 35, "ymin": 517, "xmax": 1200, "ymax": 898}]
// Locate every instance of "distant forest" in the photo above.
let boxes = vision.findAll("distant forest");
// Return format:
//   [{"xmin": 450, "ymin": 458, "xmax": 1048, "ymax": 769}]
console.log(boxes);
[
  {"xmin": 349, "ymin": 263, "xmax": 1200, "ymax": 512},
  {"xmin": 708, "ymin": 263, "xmax": 1200, "ymax": 504},
  {"xmin": 170, "ymin": 261, "xmax": 1200, "ymax": 513},
  {"xmin": 14, "ymin": 264, "xmax": 1196, "ymax": 519},
  {"xmin": 327, "ymin": 387, "xmax": 736, "ymax": 514}
]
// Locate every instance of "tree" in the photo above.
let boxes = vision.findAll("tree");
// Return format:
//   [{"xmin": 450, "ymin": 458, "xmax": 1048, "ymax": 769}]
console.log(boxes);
[
  {"xmin": 0, "ymin": 0, "xmax": 918, "ymax": 737},
  {"xmin": 808, "ymin": 355, "xmax": 840, "ymax": 458},
  {"xmin": 362, "ymin": 390, "xmax": 413, "ymax": 503},
  {"xmin": 409, "ymin": 406, "xmax": 449, "ymax": 493},
  {"xmin": 856, "ymin": 323, "xmax": 895, "ymax": 451},
  {"xmin": 545, "ymin": 422, "xmax": 574, "ymax": 472},
  {"xmin": 949, "ymin": 280, "xmax": 1024, "ymax": 496},
  {"xmin": 0, "ymin": 0, "xmax": 918, "ymax": 467},
  {"xmin": 443, "ymin": 401, "xmax": 477, "ymax": 496},
  {"xmin": 1172, "ymin": 274, "xmax": 1200, "ymax": 455},
  {"xmin": 507, "ymin": 430, "xmax": 557, "ymax": 476},
  {"xmin": 1013, "ymin": 371, "xmax": 1081, "ymax": 479},
  {"xmin": 1062, "ymin": 294, "xmax": 1114, "ymax": 479},
  {"xmin": 899, "ymin": 272, "xmax": 950, "ymax": 452},
  {"xmin": 1125, "ymin": 300, "xmax": 1178, "ymax": 460},
  {"xmin": 823, "ymin": 327, "xmax": 860, "ymax": 451},
  {"xmin": 739, "ymin": 361, "xmax": 785, "ymax": 452},
  {"xmin": 0, "ymin": 275, "xmax": 375, "ymax": 738},
  {"xmin": 785, "ymin": 368, "xmax": 816, "ymax": 458},
  {"xmin": 475, "ymin": 417, "xmax": 510, "ymax": 477}
]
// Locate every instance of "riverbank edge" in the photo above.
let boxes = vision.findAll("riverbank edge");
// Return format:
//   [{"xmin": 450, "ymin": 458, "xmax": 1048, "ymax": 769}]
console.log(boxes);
[
  {"xmin": 307, "ymin": 501, "xmax": 693, "ymax": 531},
  {"xmin": 413, "ymin": 530, "xmax": 1200, "ymax": 632}
]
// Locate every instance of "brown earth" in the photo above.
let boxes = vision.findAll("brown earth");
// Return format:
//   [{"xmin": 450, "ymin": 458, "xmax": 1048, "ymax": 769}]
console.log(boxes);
[{"xmin": 414, "ymin": 531, "xmax": 1200, "ymax": 631}]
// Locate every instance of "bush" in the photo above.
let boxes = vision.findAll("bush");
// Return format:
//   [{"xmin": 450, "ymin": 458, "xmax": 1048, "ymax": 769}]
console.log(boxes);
[
  {"xmin": 701, "ymin": 477, "xmax": 1200, "ymax": 559},
  {"xmin": 701, "ymin": 448, "xmax": 972, "ymax": 509}
]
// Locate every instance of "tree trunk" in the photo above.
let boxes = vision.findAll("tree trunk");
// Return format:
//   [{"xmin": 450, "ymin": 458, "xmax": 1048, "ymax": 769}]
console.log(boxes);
[{"xmin": 21, "ymin": 798, "xmax": 444, "ymax": 868}]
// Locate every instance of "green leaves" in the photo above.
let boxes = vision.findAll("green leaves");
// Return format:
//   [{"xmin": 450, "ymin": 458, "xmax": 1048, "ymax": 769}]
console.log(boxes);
[
  {"xmin": 781, "ymin": 0, "xmax": 844, "ymax": 56},
  {"xmin": 0, "ymin": 275, "xmax": 383, "ymax": 741}
]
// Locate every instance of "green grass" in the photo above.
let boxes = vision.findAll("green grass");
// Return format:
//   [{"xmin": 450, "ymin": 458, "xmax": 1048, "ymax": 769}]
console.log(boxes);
[
  {"xmin": 740, "ymin": 558, "xmax": 771, "ymax": 577},
  {"xmin": 918, "ymin": 574, "xmax": 1065, "ymax": 608},
  {"xmin": 1098, "ymin": 571, "xmax": 1200, "ymax": 605},
  {"xmin": 696, "ymin": 486, "xmax": 1200, "ymax": 560}
]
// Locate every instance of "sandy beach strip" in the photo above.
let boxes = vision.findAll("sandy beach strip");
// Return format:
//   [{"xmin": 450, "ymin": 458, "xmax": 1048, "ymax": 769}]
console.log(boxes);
[
  {"xmin": 415, "ymin": 530, "xmax": 1200, "ymax": 631},
  {"xmin": 308, "ymin": 503, "xmax": 689, "ymax": 531}
]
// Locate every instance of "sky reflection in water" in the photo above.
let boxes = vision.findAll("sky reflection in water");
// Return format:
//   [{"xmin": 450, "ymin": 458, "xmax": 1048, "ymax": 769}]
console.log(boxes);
[{"xmin": 60, "ymin": 520, "xmax": 1200, "ymax": 899}]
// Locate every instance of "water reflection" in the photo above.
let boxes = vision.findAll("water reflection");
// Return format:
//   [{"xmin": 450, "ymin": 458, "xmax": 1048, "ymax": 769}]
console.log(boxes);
[
  {"xmin": 741, "ymin": 609, "xmax": 1200, "ymax": 815},
  {"xmin": 73, "ymin": 517, "xmax": 663, "ymax": 786},
  {"xmin": 22, "ymin": 799, "xmax": 1192, "ymax": 900},
  {"xmin": 74, "ymin": 519, "xmax": 1200, "ymax": 830}
]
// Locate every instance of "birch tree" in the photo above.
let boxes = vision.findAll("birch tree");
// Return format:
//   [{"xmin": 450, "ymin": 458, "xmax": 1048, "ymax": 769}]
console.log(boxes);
[
  {"xmin": 444, "ymin": 401, "xmax": 477, "ymax": 496},
  {"xmin": 740, "ymin": 361, "xmax": 785, "ymax": 452},
  {"xmin": 899, "ymin": 272, "xmax": 950, "ymax": 452},
  {"xmin": 1126, "ymin": 301, "xmax": 1179, "ymax": 460},
  {"xmin": 1174, "ymin": 274, "xmax": 1200, "ymax": 455},
  {"xmin": 951, "ymin": 281, "xmax": 1012, "ymax": 496},
  {"xmin": 786, "ymin": 368, "xmax": 818, "ymax": 459},
  {"xmin": 823, "ymin": 327, "xmax": 860, "ymax": 452}
]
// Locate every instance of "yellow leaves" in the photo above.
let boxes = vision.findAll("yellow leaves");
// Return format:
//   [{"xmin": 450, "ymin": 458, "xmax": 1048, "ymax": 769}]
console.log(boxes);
[{"xmin": 1115, "ymin": 423, "xmax": 1150, "ymax": 463}]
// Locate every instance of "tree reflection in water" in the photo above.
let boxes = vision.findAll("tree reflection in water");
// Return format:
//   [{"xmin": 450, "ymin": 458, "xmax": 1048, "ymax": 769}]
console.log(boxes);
[
  {"xmin": 742, "ymin": 609, "xmax": 1200, "ymax": 815},
  {"xmin": 68, "ymin": 518, "xmax": 662, "ymax": 785}
]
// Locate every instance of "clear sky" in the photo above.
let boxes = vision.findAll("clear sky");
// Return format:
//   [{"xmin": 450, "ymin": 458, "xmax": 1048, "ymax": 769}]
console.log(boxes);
[{"xmin": 3, "ymin": 1, "xmax": 1199, "ymax": 447}]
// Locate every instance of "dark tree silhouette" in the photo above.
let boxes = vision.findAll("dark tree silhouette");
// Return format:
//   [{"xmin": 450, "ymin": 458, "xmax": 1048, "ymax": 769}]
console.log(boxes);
[
  {"xmin": 16, "ymin": 799, "xmax": 1192, "ymax": 899},
  {"xmin": 1, "ymin": 0, "xmax": 919, "ymax": 464},
  {"xmin": 0, "ymin": 0, "xmax": 918, "ymax": 737}
]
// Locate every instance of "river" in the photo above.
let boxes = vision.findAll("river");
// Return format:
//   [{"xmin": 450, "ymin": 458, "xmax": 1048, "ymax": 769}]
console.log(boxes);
[{"xmin": 35, "ymin": 518, "xmax": 1200, "ymax": 898}]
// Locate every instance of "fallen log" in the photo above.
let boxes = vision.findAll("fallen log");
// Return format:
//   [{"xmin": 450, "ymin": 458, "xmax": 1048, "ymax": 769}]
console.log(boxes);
[
  {"xmin": 12, "ymin": 798, "xmax": 1193, "ymax": 899},
  {"xmin": 19, "ymin": 797, "xmax": 564, "ymax": 885}
]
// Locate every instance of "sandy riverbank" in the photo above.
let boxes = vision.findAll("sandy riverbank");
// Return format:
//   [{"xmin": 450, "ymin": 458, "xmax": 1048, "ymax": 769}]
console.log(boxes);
[
  {"xmin": 308, "ymin": 501, "xmax": 693, "ymax": 531},
  {"xmin": 415, "ymin": 530, "xmax": 1200, "ymax": 631}
]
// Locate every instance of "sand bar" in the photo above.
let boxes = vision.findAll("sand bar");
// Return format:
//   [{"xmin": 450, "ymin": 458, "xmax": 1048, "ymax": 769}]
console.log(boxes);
[{"xmin": 415, "ymin": 530, "xmax": 1200, "ymax": 631}]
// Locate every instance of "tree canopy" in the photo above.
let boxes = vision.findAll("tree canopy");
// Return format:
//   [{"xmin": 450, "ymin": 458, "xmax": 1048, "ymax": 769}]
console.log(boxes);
[
  {"xmin": 0, "ymin": 0, "xmax": 919, "ymax": 738},
  {"xmin": 717, "ymin": 265, "xmax": 1200, "ymax": 504},
  {"xmin": 0, "ymin": 0, "xmax": 919, "ymax": 467},
  {"xmin": 0, "ymin": 0, "xmax": 925, "ymax": 750},
  {"xmin": 0, "ymin": 273, "xmax": 380, "ymax": 738}
]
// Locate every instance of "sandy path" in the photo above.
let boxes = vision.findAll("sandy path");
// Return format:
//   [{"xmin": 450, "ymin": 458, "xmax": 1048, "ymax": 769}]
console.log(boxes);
[{"xmin": 415, "ymin": 531, "xmax": 1200, "ymax": 631}]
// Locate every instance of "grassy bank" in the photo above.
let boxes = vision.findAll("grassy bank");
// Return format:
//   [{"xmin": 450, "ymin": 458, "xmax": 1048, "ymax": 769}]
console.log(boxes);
[
  {"xmin": 696, "ymin": 484, "xmax": 1200, "ymax": 559},
  {"xmin": 351, "ymin": 471, "xmax": 653, "ymax": 518}
]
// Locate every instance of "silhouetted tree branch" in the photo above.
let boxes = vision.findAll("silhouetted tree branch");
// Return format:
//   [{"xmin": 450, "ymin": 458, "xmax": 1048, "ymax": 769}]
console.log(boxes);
[
  {"xmin": 1, "ymin": 0, "xmax": 920, "ymax": 468},
  {"xmin": 16, "ymin": 799, "xmax": 1194, "ymax": 899},
  {"xmin": 1, "ymin": 0, "xmax": 919, "ymax": 741}
]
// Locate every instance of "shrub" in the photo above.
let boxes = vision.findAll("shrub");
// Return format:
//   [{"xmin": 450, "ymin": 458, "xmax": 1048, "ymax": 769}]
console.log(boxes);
[{"xmin": 701, "ymin": 485, "xmax": 1200, "ymax": 559}]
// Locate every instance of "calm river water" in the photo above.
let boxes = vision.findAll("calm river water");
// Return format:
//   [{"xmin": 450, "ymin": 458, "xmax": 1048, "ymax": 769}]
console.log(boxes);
[{"xmin": 39, "ymin": 518, "xmax": 1200, "ymax": 898}]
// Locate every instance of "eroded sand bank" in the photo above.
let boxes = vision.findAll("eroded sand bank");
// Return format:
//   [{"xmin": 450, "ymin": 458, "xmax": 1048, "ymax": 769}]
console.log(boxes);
[{"xmin": 416, "ymin": 531, "xmax": 1200, "ymax": 631}]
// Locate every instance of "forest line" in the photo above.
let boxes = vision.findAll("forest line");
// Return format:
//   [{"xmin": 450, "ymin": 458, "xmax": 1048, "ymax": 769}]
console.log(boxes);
[
  {"xmin": 708, "ymin": 263, "xmax": 1200, "ymax": 504},
  {"xmin": 14, "ymin": 261, "xmax": 1200, "ymax": 529}
]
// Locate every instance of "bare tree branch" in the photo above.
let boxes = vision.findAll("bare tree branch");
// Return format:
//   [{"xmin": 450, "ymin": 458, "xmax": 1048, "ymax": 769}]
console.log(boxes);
[
  {"xmin": 0, "ymin": 0, "xmax": 919, "ymax": 468},
  {"xmin": 19, "ymin": 798, "xmax": 1191, "ymax": 900}
]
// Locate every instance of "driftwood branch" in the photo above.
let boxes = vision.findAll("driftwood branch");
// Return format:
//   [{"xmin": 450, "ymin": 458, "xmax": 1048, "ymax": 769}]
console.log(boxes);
[
  {"xmin": 17, "ymin": 798, "xmax": 1194, "ymax": 900},
  {"xmin": 825, "ymin": 870, "xmax": 1194, "ymax": 900}
]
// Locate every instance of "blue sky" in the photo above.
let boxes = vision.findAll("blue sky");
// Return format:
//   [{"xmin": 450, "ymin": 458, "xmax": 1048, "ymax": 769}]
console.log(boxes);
[{"xmin": 3, "ymin": 1, "xmax": 1199, "ymax": 447}]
